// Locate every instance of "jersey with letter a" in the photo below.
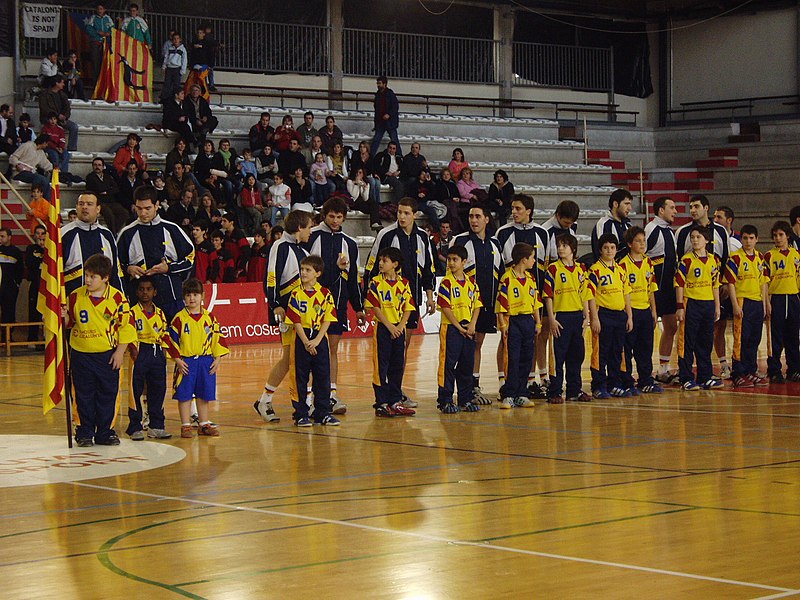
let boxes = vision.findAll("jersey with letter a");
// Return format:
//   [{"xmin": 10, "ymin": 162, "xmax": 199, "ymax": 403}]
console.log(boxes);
[
  {"xmin": 588, "ymin": 259, "xmax": 630, "ymax": 311},
  {"xmin": 543, "ymin": 260, "xmax": 592, "ymax": 312},
  {"xmin": 169, "ymin": 308, "xmax": 230, "ymax": 358},
  {"xmin": 437, "ymin": 273, "xmax": 482, "ymax": 325},
  {"xmin": 495, "ymin": 268, "xmax": 542, "ymax": 316},
  {"xmin": 675, "ymin": 252, "xmax": 720, "ymax": 301},
  {"xmin": 619, "ymin": 255, "xmax": 658, "ymax": 310},
  {"xmin": 364, "ymin": 274, "xmax": 415, "ymax": 325},
  {"xmin": 724, "ymin": 249, "xmax": 768, "ymax": 301},
  {"xmin": 68, "ymin": 285, "xmax": 137, "ymax": 353},
  {"xmin": 763, "ymin": 247, "xmax": 800, "ymax": 295},
  {"xmin": 132, "ymin": 303, "xmax": 173, "ymax": 348},
  {"xmin": 284, "ymin": 284, "xmax": 338, "ymax": 335}
]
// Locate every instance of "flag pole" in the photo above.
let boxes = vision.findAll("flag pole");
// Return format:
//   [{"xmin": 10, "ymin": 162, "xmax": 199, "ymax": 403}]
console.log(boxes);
[{"xmin": 62, "ymin": 318, "xmax": 73, "ymax": 448}]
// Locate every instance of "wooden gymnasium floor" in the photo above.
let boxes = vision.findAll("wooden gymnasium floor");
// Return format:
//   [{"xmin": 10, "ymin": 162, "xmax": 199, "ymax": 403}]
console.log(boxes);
[{"xmin": 2, "ymin": 331, "xmax": 800, "ymax": 599}]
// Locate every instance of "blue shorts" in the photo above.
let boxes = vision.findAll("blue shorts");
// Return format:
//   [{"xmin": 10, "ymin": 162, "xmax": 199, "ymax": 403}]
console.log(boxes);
[{"xmin": 173, "ymin": 355, "xmax": 217, "ymax": 401}]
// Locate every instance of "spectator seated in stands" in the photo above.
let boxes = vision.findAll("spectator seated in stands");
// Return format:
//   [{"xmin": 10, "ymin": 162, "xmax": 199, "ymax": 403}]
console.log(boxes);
[
  {"xmin": 8, "ymin": 134, "xmax": 52, "ymax": 199},
  {"xmin": 166, "ymin": 162, "xmax": 192, "ymax": 203},
  {"xmin": 277, "ymin": 138, "xmax": 307, "ymax": 179},
  {"xmin": 268, "ymin": 173, "xmax": 291, "ymax": 226},
  {"xmin": 162, "ymin": 88, "xmax": 195, "ymax": 146},
  {"xmin": 61, "ymin": 50, "xmax": 87, "ymax": 101},
  {"xmin": 85, "ymin": 156, "xmax": 125, "ymax": 235},
  {"xmin": 38, "ymin": 48, "xmax": 59, "ymax": 86},
  {"xmin": 117, "ymin": 159, "xmax": 147, "ymax": 220},
  {"xmin": 346, "ymin": 167, "xmax": 381, "ymax": 230},
  {"xmin": 287, "ymin": 167, "xmax": 313, "ymax": 211},
  {"xmin": 153, "ymin": 173, "xmax": 169, "ymax": 209},
  {"xmin": 194, "ymin": 140, "xmax": 234, "ymax": 210},
  {"xmin": 436, "ymin": 167, "xmax": 467, "ymax": 234},
  {"xmin": 487, "ymin": 168, "xmax": 514, "ymax": 226},
  {"xmin": 256, "ymin": 143, "xmax": 278, "ymax": 191},
  {"xmin": 238, "ymin": 174, "xmax": 266, "ymax": 235},
  {"xmin": 457, "ymin": 167, "xmax": 483, "ymax": 206},
  {"xmin": 15, "ymin": 113, "xmax": 33, "ymax": 147},
  {"xmin": 113, "ymin": 132, "xmax": 150, "ymax": 183},
  {"xmin": 400, "ymin": 142, "xmax": 429, "ymax": 196},
  {"xmin": 273, "ymin": 115, "xmax": 302, "ymax": 154},
  {"xmin": 319, "ymin": 115, "xmax": 344, "ymax": 155},
  {"xmin": 409, "ymin": 170, "xmax": 445, "ymax": 230},
  {"xmin": 1, "ymin": 104, "xmax": 17, "ymax": 156},
  {"xmin": 309, "ymin": 152, "xmax": 335, "ymax": 207},
  {"xmin": 434, "ymin": 221, "xmax": 454, "ymax": 275},
  {"xmin": 448, "ymin": 147, "xmax": 469, "ymax": 181},
  {"xmin": 26, "ymin": 183, "xmax": 50, "ymax": 232},
  {"xmin": 218, "ymin": 138, "xmax": 240, "ymax": 194},
  {"xmin": 235, "ymin": 148, "xmax": 258, "ymax": 187},
  {"xmin": 38, "ymin": 75, "xmax": 79, "ymax": 152},
  {"xmin": 184, "ymin": 84, "xmax": 218, "ymax": 144},
  {"xmin": 302, "ymin": 134, "xmax": 325, "ymax": 165},
  {"xmin": 349, "ymin": 141, "xmax": 381, "ymax": 207},
  {"xmin": 248, "ymin": 112, "xmax": 274, "ymax": 157},
  {"xmin": 328, "ymin": 142, "xmax": 349, "ymax": 191},
  {"xmin": 40, "ymin": 112, "xmax": 76, "ymax": 183},
  {"xmin": 196, "ymin": 192, "xmax": 222, "ymax": 228},
  {"xmin": 166, "ymin": 188, "xmax": 197, "ymax": 233},
  {"xmin": 375, "ymin": 141, "xmax": 404, "ymax": 203},
  {"xmin": 296, "ymin": 111, "xmax": 317, "ymax": 149}
]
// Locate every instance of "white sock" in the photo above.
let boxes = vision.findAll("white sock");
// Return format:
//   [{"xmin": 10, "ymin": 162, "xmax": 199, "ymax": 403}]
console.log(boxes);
[{"xmin": 260, "ymin": 385, "xmax": 276, "ymax": 403}]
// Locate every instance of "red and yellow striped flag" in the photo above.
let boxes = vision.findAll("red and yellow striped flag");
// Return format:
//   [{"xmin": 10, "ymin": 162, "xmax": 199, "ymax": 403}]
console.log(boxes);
[
  {"xmin": 38, "ymin": 169, "xmax": 66, "ymax": 415},
  {"xmin": 93, "ymin": 28, "xmax": 153, "ymax": 103}
]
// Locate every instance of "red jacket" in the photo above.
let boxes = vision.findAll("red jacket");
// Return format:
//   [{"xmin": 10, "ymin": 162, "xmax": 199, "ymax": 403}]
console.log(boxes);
[
  {"xmin": 41, "ymin": 122, "xmax": 65, "ymax": 151},
  {"xmin": 113, "ymin": 145, "xmax": 147, "ymax": 176}
]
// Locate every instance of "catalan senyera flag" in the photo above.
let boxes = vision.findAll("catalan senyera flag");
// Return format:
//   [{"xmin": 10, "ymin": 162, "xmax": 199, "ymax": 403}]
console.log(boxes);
[
  {"xmin": 94, "ymin": 28, "xmax": 153, "ymax": 103},
  {"xmin": 38, "ymin": 169, "xmax": 66, "ymax": 415}
]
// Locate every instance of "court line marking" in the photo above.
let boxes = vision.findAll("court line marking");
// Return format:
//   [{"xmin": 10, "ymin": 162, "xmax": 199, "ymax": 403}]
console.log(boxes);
[{"xmin": 72, "ymin": 481, "xmax": 798, "ymax": 595}]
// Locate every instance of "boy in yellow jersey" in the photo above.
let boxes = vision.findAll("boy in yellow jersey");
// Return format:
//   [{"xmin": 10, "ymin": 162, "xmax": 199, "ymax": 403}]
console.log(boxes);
[
  {"xmin": 619, "ymin": 226, "xmax": 661, "ymax": 394},
  {"xmin": 725, "ymin": 224, "xmax": 770, "ymax": 388},
  {"xmin": 543, "ymin": 233, "xmax": 591, "ymax": 403},
  {"xmin": 495, "ymin": 242, "xmax": 541, "ymax": 409},
  {"xmin": 588, "ymin": 233, "xmax": 633, "ymax": 398},
  {"xmin": 127, "ymin": 276, "xmax": 179, "ymax": 440},
  {"xmin": 364, "ymin": 246, "xmax": 416, "ymax": 417},
  {"xmin": 66, "ymin": 254, "xmax": 137, "ymax": 447},
  {"xmin": 675, "ymin": 227, "xmax": 722, "ymax": 390},
  {"xmin": 170, "ymin": 278, "xmax": 229, "ymax": 438},
  {"xmin": 436, "ymin": 245, "xmax": 483, "ymax": 413},
  {"xmin": 764, "ymin": 221, "xmax": 800, "ymax": 383},
  {"xmin": 284, "ymin": 255, "xmax": 340, "ymax": 427}
]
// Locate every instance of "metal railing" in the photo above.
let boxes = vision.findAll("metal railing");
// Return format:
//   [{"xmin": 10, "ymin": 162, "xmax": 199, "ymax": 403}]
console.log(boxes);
[{"xmin": 513, "ymin": 41, "xmax": 613, "ymax": 93}]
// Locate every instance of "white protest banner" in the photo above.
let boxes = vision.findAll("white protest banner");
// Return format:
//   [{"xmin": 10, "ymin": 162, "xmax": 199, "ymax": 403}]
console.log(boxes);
[{"xmin": 22, "ymin": 3, "xmax": 61, "ymax": 38}]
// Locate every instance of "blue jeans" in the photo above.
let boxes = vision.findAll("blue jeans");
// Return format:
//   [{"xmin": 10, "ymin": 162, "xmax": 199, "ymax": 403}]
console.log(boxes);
[
  {"xmin": 271, "ymin": 206, "xmax": 290, "ymax": 226},
  {"xmin": 370, "ymin": 122, "xmax": 401, "ymax": 157},
  {"xmin": 63, "ymin": 119, "xmax": 79, "ymax": 151},
  {"xmin": 44, "ymin": 148, "xmax": 70, "ymax": 173},
  {"xmin": 311, "ymin": 180, "xmax": 335, "ymax": 206},
  {"xmin": 13, "ymin": 171, "xmax": 52, "ymax": 199}
]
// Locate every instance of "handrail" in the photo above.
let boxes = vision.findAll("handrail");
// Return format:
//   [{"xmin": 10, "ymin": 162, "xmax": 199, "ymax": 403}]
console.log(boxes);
[{"xmin": 679, "ymin": 94, "xmax": 799, "ymax": 107}]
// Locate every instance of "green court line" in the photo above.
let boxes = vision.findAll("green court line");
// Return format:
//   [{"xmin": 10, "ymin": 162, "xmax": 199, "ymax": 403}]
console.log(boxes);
[{"xmin": 476, "ymin": 507, "xmax": 697, "ymax": 542}]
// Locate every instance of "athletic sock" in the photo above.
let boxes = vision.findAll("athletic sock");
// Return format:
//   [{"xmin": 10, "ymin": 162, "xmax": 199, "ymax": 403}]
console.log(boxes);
[
  {"xmin": 498, "ymin": 371, "xmax": 505, "ymax": 384},
  {"xmin": 538, "ymin": 369, "xmax": 548, "ymax": 382},
  {"xmin": 473, "ymin": 373, "xmax": 480, "ymax": 388},
  {"xmin": 199, "ymin": 420, "xmax": 211, "ymax": 426},
  {"xmin": 658, "ymin": 357, "xmax": 671, "ymax": 373},
  {"xmin": 331, "ymin": 383, "xmax": 338, "ymax": 399},
  {"xmin": 260, "ymin": 384, "xmax": 277, "ymax": 403}
]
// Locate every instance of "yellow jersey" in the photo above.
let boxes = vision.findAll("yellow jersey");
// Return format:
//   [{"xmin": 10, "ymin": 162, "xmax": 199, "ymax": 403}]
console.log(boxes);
[
  {"xmin": 67, "ymin": 284, "xmax": 137, "ymax": 353},
  {"xmin": 619, "ymin": 255, "xmax": 658, "ymax": 310},
  {"xmin": 284, "ymin": 284, "xmax": 338, "ymax": 334},
  {"xmin": 132, "ymin": 303, "xmax": 174, "ymax": 349},
  {"xmin": 495, "ymin": 268, "xmax": 542, "ymax": 316},
  {"xmin": 588, "ymin": 259, "xmax": 630, "ymax": 311},
  {"xmin": 169, "ymin": 308, "xmax": 229, "ymax": 358},
  {"xmin": 724, "ymin": 249, "xmax": 768, "ymax": 301},
  {"xmin": 364, "ymin": 274, "xmax": 415, "ymax": 325},
  {"xmin": 437, "ymin": 273, "xmax": 482, "ymax": 325},
  {"xmin": 675, "ymin": 252, "xmax": 720, "ymax": 301},
  {"xmin": 764, "ymin": 247, "xmax": 800, "ymax": 295},
  {"xmin": 543, "ymin": 260, "xmax": 592, "ymax": 313}
]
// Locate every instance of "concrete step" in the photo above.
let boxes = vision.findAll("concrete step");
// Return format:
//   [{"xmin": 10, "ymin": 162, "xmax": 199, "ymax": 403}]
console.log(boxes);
[{"xmin": 711, "ymin": 166, "xmax": 800, "ymax": 190}]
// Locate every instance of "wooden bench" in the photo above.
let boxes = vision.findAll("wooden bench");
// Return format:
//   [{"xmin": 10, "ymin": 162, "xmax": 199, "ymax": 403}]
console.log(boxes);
[{"xmin": 1, "ymin": 322, "xmax": 45, "ymax": 356}]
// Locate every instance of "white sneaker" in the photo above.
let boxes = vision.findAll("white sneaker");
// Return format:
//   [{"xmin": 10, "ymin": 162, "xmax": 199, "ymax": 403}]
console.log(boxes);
[
  {"xmin": 400, "ymin": 392, "xmax": 418, "ymax": 408},
  {"xmin": 472, "ymin": 386, "xmax": 492, "ymax": 405},
  {"xmin": 499, "ymin": 397, "xmax": 514, "ymax": 409},
  {"xmin": 253, "ymin": 399, "xmax": 280, "ymax": 422},
  {"xmin": 720, "ymin": 364, "xmax": 732, "ymax": 379},
  {"xmin": 331, "ymin": 399, "xmax": 347, "ymax": 415}
]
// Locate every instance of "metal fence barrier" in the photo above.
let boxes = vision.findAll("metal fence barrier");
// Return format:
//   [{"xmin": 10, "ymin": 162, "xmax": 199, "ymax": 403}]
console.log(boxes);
[{"xmin": 513, "ymin": 41, "xmax": 613, "ymax": 93}]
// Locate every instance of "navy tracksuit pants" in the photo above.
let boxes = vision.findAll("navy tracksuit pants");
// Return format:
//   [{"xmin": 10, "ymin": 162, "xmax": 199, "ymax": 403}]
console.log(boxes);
[
  {"xmin": 499, "ymin": 314, "xmax": 535, "ymax": 399},
  {"xmin": 767, "ymin": 294, "xmax": 800, "ymax": 376},
  {"xmin": 732, "ymin": 298, "xmax": 764, "ymax": 379},
  {"xmin": 622, "ymin": 308, "xmax": 655, "ymax": 388},
  {"xmin": 437, "ymin": 323, "xmax": 476, "ymax": 406},
  {"xmin": 129, "ymin": 343, "xmax": 167, "ymax": 434},
  {"xmin": 549, "ymin": 311, "xmax": 584, "ymax": 398},
  {"xmin": 372, "ymin": 323, "xmax": 406, "ymax": 408},
  {"xmin": 591, "ymin": 308, "xmax": 627, "ymax": 392},
  {"xmin": 678, "ymin": 298, "xmax": 714, "ymax": 384},
  {"xmin": 290, "ymin": 329, "xmax": 332, "ymax": 422},
  {"xmin": 72, "ymin": 349, "xmax": 120, "ymax": 443}
]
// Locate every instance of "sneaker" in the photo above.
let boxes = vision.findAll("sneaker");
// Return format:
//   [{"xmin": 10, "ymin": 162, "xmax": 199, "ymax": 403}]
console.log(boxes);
[
  {"xmin": 513, "ymin": 396, "xmax": 535, "ymax": 408},
  {"xmin": 720, "ymin": 364, "xmax": 732, "ymax": 379},
  {"xmin": 568, "ymin": 391, "xmax": 593, "ymax": 402},
  {"xmin": 199, "ymin": 423, "xmax": 220, "ymax": 436},
  {"xmin": 319, "ymin": 414, "xmax": 340, "ymax": 426},
  {"xmin": 655, "ymin": 371, "xmax": 680, "ymax": 385},
  {"xmin": 770, "ymin": 373, "xmax": 786, "ymax": 384},
  {"xmin": 459, "ymin": 402, "xmax": 480, "ymax": 412},
  {"xmin": 787, "ymin": 372, "xmax": 800, "ymax": 382},
  {"xmin": 681, "ymin": 380, "xmax": 701, "ymax": 391},
  {"xmin": 95, "ymin": 433, "xmax": 121, "ymax": 446},
  {"xmin": 76, "ymin": 437, "xmax": 93, "ymax": 447},
  {"xmin": 701, "ymin": 379, "xmax": 724, "ymax": 389},
  {"xmin": 375, "ymin": 405, "xmax": 395, "ymax": 418},
  {"xmin": 610, "ymin": 387, "xmax": 631, "ymax": 397},
  {"xmin": 749, "ymin": 374, "xmax": 769, "ymax": 387},
  {"xmin": 331, "ymin": 399, "xmax": 348, "ymax": 415},
  {"xmin": 181, "ymin": 425, "xmax": 194, "ymax": 438},
  {"xmin": 390, "ymin": 402, "xmax": 416, "ymax": 416},
  {"xmin": 640, "ymin": 384, "xmax": 664, "ymax": 394},
  {"xmin": 732, "ymin": 376, "xmax": 754, "ymax": 388},
  {"xmin": 472, "ymin": 386, "xmax": 492, "ymax": 405},
  {"xmin": 399, "ymin": 393, "xmax": 418, "ymax": 408},
  {"xmin": 593, "ymin": 389, "xmax": 611, "ymax": 399},
  {"xmin": 547, "ymin": 395, "xmax": 564, "ymax": 404},
  {"xmin": 526, "ymin": 381, "xmax": 547, "ymax": 400},
  {"xmin": 295, "ymin": 417, "xmax": 313, "ymax": 427},
  {"xmin": 709, "ymin": 374, "xmax": 722, "ymax": 382},
  {"xmin": 438, "ymin": 403, "xmax": 459, "ymax": 414},
  {"xmin": 147, "ymin": 428, "xmax": 172, "ymax": 439},
  {"xmin": 253, "ymin": 399, "xmax": 280, "ymax": 423},
  {"xmin": 498, "ymin": 397, "xmax": 514, "ymax": 409},
  {"xmin": 128, "ymin": 430, "xmax": 145, "ymax": 441},
  {"xmin": 626, "ymin": 387, "xmax": 641, "ymax": 396}
]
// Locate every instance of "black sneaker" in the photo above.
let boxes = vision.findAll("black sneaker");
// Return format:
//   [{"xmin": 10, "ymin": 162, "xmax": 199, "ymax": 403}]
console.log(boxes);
[
  {"xmin": 787, "ymin": 372, "xmax": 800, "ymax": 382},
  {"xmin": 75, "ymin": 438, "xmax": 93, "ymax": 447},
  {"xmin": 375, "ymin": 405, "xmax": 395, "ymax": 418},
  {"xmin": 526, "ymin": 381, "xmax": 547, "ymax": 400},
  {"xmin": 95, "ymin": 433, "xmax": 120, "ymax": 446},
  {"xmin": 438, "ymin": 403, "xmax": 459, "ymax": 414}
]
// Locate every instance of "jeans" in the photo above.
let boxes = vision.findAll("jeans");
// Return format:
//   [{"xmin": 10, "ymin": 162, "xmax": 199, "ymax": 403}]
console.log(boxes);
[
  {"xmin": 63, "ymin": 119, "xmax": 79, "ymax": 151},
  {"xmin": 13, "ymin": 171, "xmax": 52, "ymax": 199},
  {"xmin": 44, "ymin": 148, "xmax": 70, "ymax": 173},
  {"xmin": 370, "ymin": 122, "xmax": 401, "ymax": 157}
]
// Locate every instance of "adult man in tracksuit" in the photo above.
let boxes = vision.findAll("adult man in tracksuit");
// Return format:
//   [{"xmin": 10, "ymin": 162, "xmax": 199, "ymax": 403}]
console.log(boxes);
[{"xmin": 591, "ymin": 188, "xmax": 633, "ymax": 261}]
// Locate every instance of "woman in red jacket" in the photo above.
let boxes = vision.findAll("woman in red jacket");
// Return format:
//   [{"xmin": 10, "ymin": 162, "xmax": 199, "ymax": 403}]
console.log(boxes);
[{"xmin": 113, "ymin": 132, "xmax": 149, "ymax": 182}]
